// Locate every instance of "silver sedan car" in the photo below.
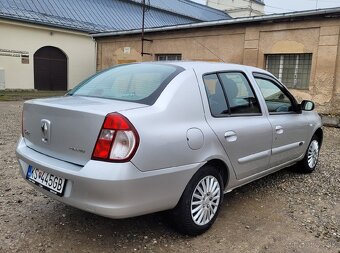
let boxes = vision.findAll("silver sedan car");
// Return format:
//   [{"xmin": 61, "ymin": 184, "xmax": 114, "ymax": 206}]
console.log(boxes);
[{"xmin": 16, "ymin": 62, "xmax": 322, "ymax": 235}]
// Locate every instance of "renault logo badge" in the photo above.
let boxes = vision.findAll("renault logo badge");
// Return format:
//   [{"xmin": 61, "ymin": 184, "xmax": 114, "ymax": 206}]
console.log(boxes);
[{"xmin": 41, "ymin": 119, "xmax": 51, "ymax": 144}]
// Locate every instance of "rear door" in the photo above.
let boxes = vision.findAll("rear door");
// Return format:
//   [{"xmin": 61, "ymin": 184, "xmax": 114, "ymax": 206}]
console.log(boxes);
[
  {"xmin": 203, "ymin": 71, "xmax": 272, "ymax": 180},
  {"xmin": 253, "ymin": 73, "xmax": 308, "ymax": 168}
]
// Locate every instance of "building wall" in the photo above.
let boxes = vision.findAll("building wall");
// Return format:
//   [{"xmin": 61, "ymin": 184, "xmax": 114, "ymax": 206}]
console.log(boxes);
[
  {"xmin": 96, "ymin": 17, "xmax": 340, "ymax": 115},
  {"xmin": 206, "ymin": 0, "xmax": 265, "ymax": 17},
  {"xmin": 0, "ymin": 20, "xmax": 96, "ymax": 90}
]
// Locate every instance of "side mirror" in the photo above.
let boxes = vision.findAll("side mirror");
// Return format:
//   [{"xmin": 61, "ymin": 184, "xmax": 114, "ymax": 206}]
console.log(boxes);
[{"xmin": 300, "ymin": 100, "xmax": 315, "ymax": 111}]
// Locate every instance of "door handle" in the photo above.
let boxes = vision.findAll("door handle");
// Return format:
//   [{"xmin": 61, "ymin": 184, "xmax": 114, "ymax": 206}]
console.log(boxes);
[
  {"xmin": 224, "ymin": 131, "xmax": 237, "ymax": 142},
  {"xmin": 275, "ymin": 126, "xmax": 284, "ymax": 135}
]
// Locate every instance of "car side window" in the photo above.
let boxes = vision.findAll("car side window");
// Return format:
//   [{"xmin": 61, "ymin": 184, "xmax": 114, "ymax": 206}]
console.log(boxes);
[
  {"xmin": 203, "ymin": 74, "xmax": 229, "ymax": 116},
  {"xmin": 218, "ymin": 72, "xmax": 261, "ymax": 115},
  {"xmin": 254, "ymin": 77, "xmax": 294, "ymax": 113}
]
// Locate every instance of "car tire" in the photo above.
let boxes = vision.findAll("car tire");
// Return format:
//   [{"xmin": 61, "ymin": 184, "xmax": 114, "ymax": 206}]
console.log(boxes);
[
  {"xmin": 296, "ymin": 135, "xmax": 320, "ymax": 173},
  {"xmin": 171, "ymin": 165, "xmax": 224, "ymax": 235}
]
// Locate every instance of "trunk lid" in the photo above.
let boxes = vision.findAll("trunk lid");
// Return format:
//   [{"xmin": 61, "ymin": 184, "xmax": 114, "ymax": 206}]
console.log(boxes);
[{"xmin": 22, "ymin": 96, "xmax": 147, "ymax": 166}]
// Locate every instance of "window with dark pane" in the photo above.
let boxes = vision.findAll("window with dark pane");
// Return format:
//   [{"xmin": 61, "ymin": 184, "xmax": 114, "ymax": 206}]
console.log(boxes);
[
  {"xmin": 218, "ymin": 72, "xmax": 261, "ymax": 115},
  {"xmin": 156, "ymin": 54, "xmax": 182, "ymax": 61},
  {"xmin": 254, "ymin": 77, "xmax": 294, "ymax": 113},
  {"xmin": 203, "ymin": 74, "xmax": 229, "ymax": 116},
  {"xmin": 265, "ymin": 54, "xmax": 312, "ymax": 89}
]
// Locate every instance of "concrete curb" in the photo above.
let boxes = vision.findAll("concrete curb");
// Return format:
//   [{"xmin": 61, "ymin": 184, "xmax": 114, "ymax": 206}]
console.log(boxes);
[{"xmin": 320, "ymin": 115, "xmax": 340, "ymax": 128}]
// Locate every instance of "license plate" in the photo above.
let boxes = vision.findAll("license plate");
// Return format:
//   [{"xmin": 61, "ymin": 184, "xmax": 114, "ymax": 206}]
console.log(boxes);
[{"xmin": 26, "ymin": 165, "xmax": 66, "ymax": 197}]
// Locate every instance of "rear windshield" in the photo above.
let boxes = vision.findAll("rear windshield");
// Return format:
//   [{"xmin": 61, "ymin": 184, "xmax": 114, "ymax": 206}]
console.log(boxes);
[{"xmin": 68, "ymin": 63, "xmax": 183, "ymax": 105}]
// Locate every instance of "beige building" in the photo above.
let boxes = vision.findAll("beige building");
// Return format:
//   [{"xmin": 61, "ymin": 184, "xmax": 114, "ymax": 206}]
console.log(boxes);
[
  {"xmin": 0, "ymin": 19, "xmax": 96, "ymax": 90},
  {"xmin": 206, "ymin": 0, "xmax": 265, "ymax": 17},
  {"xmin": 94, "ymin": 8, "xmax": 340, "ymax": 115}
]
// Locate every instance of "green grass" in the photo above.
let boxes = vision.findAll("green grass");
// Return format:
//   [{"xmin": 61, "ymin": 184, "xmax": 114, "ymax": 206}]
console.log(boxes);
[{"xmin": 0, "ymin": 90, "xmax": 67, "ymax": 101}]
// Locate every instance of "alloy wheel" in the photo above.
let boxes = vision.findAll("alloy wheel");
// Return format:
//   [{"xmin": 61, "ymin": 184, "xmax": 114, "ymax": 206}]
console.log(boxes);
[
  {"xmin": 307, "ymin": 140, "xmax": 319, "ymax": 168},
  {"xmin": 191, "ymin": 175, "xmax": 221, "ymax": 226}
]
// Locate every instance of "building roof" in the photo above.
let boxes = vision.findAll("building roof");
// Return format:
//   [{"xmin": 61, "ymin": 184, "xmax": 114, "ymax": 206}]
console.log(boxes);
[
  {"xmin": 93, "ymin": 7, "xmax": 340, "ymax": 37},
  {"xmin": 132, "ymin": 0, "xmax": 231, "ymax": 21},
  {"xmin": 0, "ymin": 0, "xmax": 231, "ymax": 33},
  {"xmin": 252, "ymin": 0, "xmax": 265, "ymax": 6}
]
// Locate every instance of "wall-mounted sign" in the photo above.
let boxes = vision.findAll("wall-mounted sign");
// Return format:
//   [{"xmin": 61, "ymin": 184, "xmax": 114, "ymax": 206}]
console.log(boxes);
[
  {"xmin": 0, "ymin": 48, "xmax": 29, "ymax": 58},
  {"xmin": 21, "ymin": 54, "xmax": 29, "ymax": 64},
  {"xmin": 123, "ymin": 47, "xmax": 131, "ymax": 54}
]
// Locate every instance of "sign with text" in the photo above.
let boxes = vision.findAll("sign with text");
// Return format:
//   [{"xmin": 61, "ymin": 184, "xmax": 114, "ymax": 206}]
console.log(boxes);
[{"xmin": 0, "ymin": 48, "xmax": 29, "ymax": 58}]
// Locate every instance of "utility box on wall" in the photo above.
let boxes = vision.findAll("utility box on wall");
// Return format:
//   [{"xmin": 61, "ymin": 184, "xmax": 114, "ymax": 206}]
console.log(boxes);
[{"xmin": 0, "ymin": 68, "xmax": 5, "ymax": 90}]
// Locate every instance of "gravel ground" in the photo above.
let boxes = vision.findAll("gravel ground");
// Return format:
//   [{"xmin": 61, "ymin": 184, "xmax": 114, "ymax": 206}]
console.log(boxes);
[{"xmin": 0, "ymin": 101, "xmax": 339, "ymax": 253}]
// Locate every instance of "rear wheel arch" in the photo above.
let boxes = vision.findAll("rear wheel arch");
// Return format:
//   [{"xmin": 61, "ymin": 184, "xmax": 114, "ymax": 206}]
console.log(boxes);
[
  {"xmin": 204, "ymin": 159, "xmax": 229, "ymax": 189},
  {"xmin": 175, "ymin": 159, "xmax": 230, "ymax": 208}
]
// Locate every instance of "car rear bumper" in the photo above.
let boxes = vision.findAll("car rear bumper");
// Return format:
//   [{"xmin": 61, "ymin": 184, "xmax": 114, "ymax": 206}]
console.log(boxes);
[{"xmin": 16, "ymin": 137, "xmax": 202, "ymax": 218}]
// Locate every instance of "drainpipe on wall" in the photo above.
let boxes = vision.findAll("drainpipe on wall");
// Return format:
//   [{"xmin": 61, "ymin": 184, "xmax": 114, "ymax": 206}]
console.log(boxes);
[{"xmin": 92, "ymin": 36, "xmax": 97, "ymax": 73}]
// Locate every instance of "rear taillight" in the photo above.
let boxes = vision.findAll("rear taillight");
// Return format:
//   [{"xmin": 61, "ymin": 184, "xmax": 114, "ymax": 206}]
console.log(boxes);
[{"xmin": 92, "ymin": 113, "xmax": 139, "ymax": 162}]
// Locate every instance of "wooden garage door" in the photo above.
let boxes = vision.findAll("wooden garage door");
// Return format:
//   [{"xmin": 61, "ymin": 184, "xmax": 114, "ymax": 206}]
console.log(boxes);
[{"xmin": 34, "ymin": 46, "xmax": 67, "ymax": 91}]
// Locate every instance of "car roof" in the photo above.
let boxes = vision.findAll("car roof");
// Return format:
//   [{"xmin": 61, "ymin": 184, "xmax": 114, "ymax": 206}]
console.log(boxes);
[{"xmin": 141, "ymin": 61, "xmax": 270, "ymax": 76}]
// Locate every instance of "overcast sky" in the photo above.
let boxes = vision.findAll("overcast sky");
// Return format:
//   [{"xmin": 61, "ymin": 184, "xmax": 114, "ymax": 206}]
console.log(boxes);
[{"xmin": 192, "ymin": 0, "xmax": 340, "ymax": 14}]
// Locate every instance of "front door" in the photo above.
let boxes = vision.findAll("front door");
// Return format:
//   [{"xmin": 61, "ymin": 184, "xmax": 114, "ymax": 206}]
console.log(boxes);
[
  {"xmin": 203, "ymin": 72, "xmax": 272, "ymax": 180},
  {"xmin": 253, "ymin": 74, "xmax": 308, "ymax": 168}
]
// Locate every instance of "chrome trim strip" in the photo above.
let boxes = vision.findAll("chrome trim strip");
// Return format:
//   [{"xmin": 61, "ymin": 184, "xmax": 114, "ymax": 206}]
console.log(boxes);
[
  {"xmin": 272, "ymin": 141, "xmax": 304, "ymax": 155},
  {"xmin": 238, "ymin": 150, "xmax": 271, "ymax": 164}
]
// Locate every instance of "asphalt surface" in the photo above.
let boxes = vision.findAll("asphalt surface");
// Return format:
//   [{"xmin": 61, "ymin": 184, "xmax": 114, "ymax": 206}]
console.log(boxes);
[{"xmin": 0, "ymin": 101, "xmax": 339, "ymax": 253}]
